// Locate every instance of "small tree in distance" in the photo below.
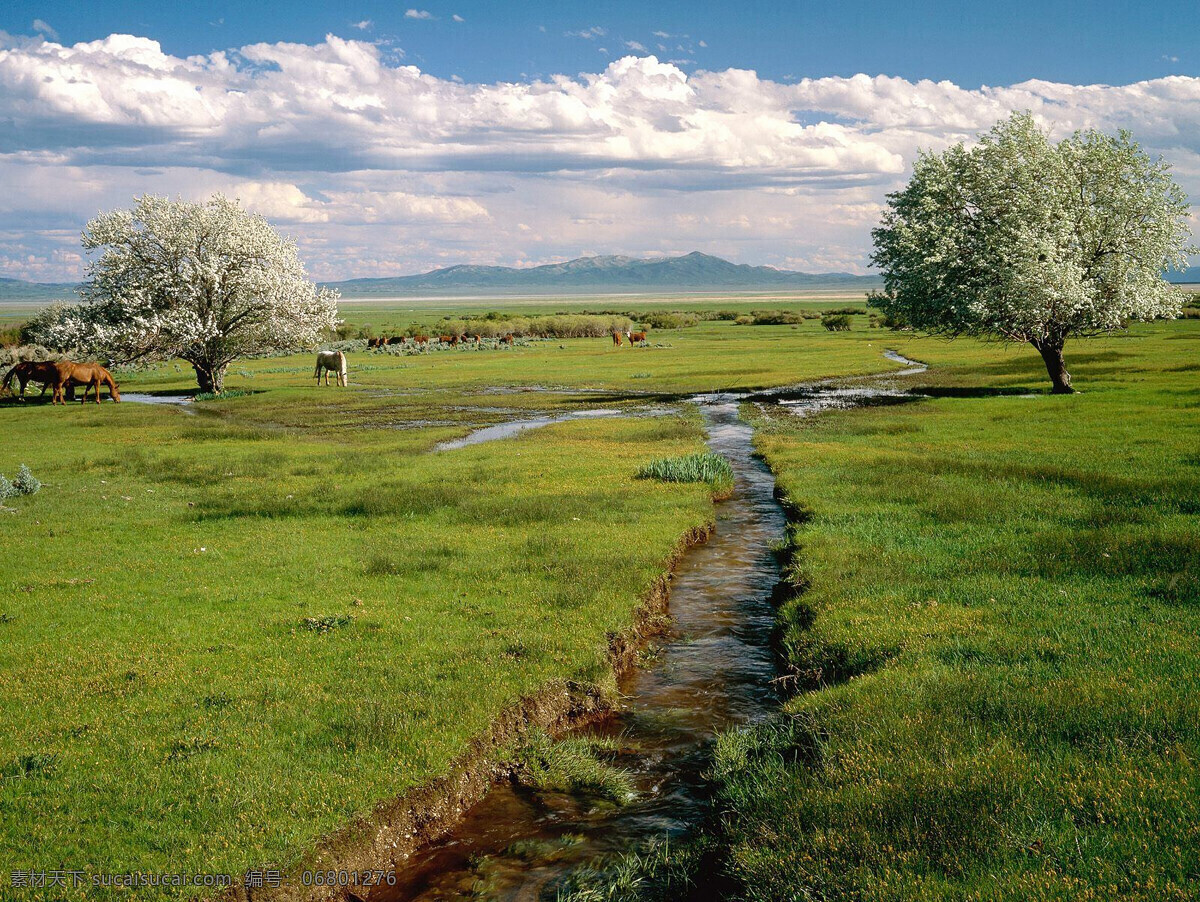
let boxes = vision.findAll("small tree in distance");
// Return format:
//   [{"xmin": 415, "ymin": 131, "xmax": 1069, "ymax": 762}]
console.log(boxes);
[
  {"xmin": 29, "ymin": 195, "xmax": 339, "ymax": 393},
  {"xmin": 870, "ymin": 113, "xmax": 1193, "ymax": 392}
]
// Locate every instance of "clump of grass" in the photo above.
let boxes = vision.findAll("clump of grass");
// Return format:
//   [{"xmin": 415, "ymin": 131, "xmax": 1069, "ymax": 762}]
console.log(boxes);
[
  {"xmin": 555, "ymin": 835, "xmax": 714, "ymax": 902},
  {"xmin": 193, "ymin": 389, "xmax": 252, "ymax": 402},
  {"xmin": 300, "ymin": 614, "xmax": 354, "ymax": 633},
  {"xmin": 512, "ymin": 730, "xmax": 635, "ymax": 805},
  {"xmin": 821, "ymin": 313, "xmax": 852, "ymax": 331},
  {"xmin": 636, "ymin": 452, "xmax": 733, "ymax": 490},
  {"xmin": 2, "ymin": 753, "xmax": 58, "ymax": 780}
]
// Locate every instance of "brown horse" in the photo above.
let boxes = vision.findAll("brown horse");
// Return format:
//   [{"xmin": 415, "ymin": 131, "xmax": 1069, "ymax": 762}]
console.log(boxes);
[
  {"xmin": 413, "ymin": 334, "xmax": 430, "ymax": 346},
  {"xmin": 367, "ymin": 337, "xmax": 385, "ymax": 348},
  {"xmin": 626, "ymin": 330, "xmax": 647, "ymax": 346},
  {"xmin": 439, "ymin": 334, "xmax": 460, "ymax": 347},
  {"xmin": 500, "ymin": 333, "xmax": 514, "ymax": 346},
  {"xmin": 387, "ymin": 336, "xmax": 406, "ymax": 345},
  {"xmin": 54, "ymin": 362, "xmax": 120, "ymax": 404},
  {"xmin": 611, "ymin": 331, "xmax": 622, "ymax": 346},
  {"xmin": 2, "ymin": 360, "xmax": 59, "ymax": 400}
]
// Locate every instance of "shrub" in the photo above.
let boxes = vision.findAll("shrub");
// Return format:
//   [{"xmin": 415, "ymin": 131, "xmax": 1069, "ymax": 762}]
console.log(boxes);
[
  {"xmin": 11, "ymin": 465, "xmax": 40, "ymax": 496},
  {"xmin": 0, "ymin": 465, "xmax": 40, "ymax": 500},
  {"xmin": 746, "ymin": 309, "xmax": 806, "ymax": 325},
  {"xmin": 821, "ymin": 314, "xmax": 852, "ymax": 331},
  {"xmin": 639, "ymin": 311, "xmax": 699, "ymax": 330},
  {"xmin": 636, "ymin": 452, "xmax": 733, "ymax": 488},
  {"xmin": 824, "ymin": 305, "xmax": 868, "ymax": 315},
  {"xmin": 1180, "ymin": 307, "xmax": 1200, "ymax": 319}
]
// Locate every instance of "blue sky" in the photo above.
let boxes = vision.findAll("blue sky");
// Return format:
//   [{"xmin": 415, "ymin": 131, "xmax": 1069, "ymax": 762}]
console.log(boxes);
[
  {"xmin": 3, "ymin": 0, "xmax": 1193, "ymax": 87},
  {"xmin": 0, "ymin": 1, "xmax": 1196, "ymax": 280}
]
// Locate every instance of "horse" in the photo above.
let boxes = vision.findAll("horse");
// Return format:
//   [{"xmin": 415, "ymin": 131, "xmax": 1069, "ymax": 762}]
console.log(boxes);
[
  {"xmin": 2, "ymin": 360, "xmax": 59, "ymax": 400},
  {"xmin": 500, "ymin": 333, "xmax": 514, "ymax": 346},
  {"xmin": 439, "ymin": 334, "xmax": 460, "ymax": 347},
  {"xmin": 413, "ymin": 334, "xmax": 430, "ymax": 346},
  {"xmin": 626, "ymin": 330, "xmax": 648, "ymax": 346},
  {"xmin": 367, "ymin": 337, "xmax": 385, "ymax": 349},
  {"xmin": 314, "ymin": 350, "xmax": 348, "ymax": 386},
  {"xmin": 53, "ymin": 362, "xmax": 120, "ymax": 404},
  {"xmin": 473, "ymin": 334, "xmax": 483, "ymax": 346},
  {"xmin": 387, "ymin": 336, "xmax": 406, "ymax": 345},
  {"xmin": 611, "ymin": 331, "xmax": 622, "ymax": 346}
]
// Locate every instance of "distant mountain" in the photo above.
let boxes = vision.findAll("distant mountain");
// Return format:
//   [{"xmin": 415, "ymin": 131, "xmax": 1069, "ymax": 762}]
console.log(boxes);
[
  {"xmin": 0, "ymin": 277, "xmax": 78, "ymax": 302},
  {"xmin": 325, "ymin": 252, "xmax": 881, "ymax": 296}
]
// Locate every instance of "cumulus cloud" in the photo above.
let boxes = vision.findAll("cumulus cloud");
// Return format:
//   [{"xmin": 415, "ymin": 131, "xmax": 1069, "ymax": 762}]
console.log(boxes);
[
  {"xmin": 404, "ymin": 9, "xmax": 433, "ymax": 20},
  {"xmin": 0, "ymin": 31, "xmax": 1196, "ymax": 280}
]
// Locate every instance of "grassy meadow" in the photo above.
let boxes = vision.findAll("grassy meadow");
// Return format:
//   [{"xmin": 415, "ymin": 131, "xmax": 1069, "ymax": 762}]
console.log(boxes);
[
  {"xmin": 707, "ymin": 318, "xmax": 1200, "ymax": 901},
  {"xmin": 1, "ymin": 298, "xmax": 1197, "ymax": 900},
  {"xmin": 0, "ymin": 302, "xmax": 907, "ymax": 898}
]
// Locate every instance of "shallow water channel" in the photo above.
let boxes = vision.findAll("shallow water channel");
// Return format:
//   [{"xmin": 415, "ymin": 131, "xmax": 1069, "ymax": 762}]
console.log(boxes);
[{"xmin": 371, "ymin": 354, "xmax": 926, "ymax": 901}]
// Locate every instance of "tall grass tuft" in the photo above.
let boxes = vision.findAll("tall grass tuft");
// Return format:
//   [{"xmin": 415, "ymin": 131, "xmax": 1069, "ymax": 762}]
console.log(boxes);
[
  {"xmin": 636, "ymin": 452, "xmax": 733, "ymax": 490},
  {"xmin": 512, "ymin": 730, "xmax": 635, "ymax": 805}
]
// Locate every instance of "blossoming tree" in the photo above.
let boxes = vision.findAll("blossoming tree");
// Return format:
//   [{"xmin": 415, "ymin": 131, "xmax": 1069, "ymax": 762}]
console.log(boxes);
[
  {"xmin": 29, "ymin": 195, "xmax": 339, "ymax": 393},
  {"xmin": 870, "ymin": 113, "xmax": 1193, "ymax": 393}
]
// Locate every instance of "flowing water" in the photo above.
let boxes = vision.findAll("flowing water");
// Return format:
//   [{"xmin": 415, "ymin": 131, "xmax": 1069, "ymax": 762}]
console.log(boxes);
[{"xmin": 371, "ymin": 354, "xmax": 927, "ymax": 901}]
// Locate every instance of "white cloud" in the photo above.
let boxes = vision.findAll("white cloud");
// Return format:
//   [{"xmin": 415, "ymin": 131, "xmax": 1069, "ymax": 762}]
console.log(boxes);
[
  {"xmin": 404, "ymin": 9, "xmax": 433, "ymax": 20},
  {"xmin": 31, "ymin": 19, "xmax": 57, "ymax": 40},
  {"xmin": 565, "ymin": 26, "xmax": 606, "ymax": 40},
  {"xmin": 625, "ymin": 41, "xmax": 647, "ymax": 52},
  {"xmin": 351, "ymin": 20, "xmax": 372, "ymax": 31},
  {"xmin": 452, "ymin": 14, "xmax": 464, "ymax": 23},
  {"xmin": 0, "ymin": 33, "xmax": 1196, "ymax": 280}
]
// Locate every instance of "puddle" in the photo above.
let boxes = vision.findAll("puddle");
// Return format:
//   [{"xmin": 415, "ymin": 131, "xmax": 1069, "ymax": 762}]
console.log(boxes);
[
  {"xmin": 433, "ymin": 409, "xmax": 624, "ymax": 451},
  {"xmin": 121, "ymin": 393, "xmax": 194, "ymax": 406}
]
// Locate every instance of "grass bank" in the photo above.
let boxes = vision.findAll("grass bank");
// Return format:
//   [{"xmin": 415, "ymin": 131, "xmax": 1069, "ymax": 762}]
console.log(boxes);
[{"xmin": 705, "ymin": 319, "xmax": 1200, "ymax": 900}]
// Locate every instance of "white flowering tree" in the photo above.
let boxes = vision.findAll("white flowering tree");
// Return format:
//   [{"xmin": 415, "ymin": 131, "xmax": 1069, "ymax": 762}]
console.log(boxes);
[
  {"xmin": 27, "ymin": 195, "xmax": 339, "ymax": 393},
  {"xmin": 870, "ymin": 113, "xmax": 1193, "ymax": 393}
]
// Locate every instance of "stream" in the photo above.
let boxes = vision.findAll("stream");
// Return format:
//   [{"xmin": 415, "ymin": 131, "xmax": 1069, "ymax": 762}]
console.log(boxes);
[{"xmin": 369, "ymin": 353, "xmax": 926, "ymax": 901}]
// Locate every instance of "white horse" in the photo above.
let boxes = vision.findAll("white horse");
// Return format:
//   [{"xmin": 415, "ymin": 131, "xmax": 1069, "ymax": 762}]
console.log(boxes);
[{"xmin": 314, "ymin": 350, "xmax": 348, "ymax": 387}]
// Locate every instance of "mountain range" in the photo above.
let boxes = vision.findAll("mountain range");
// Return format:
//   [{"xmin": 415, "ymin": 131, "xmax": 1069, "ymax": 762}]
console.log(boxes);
[
  {"xmin": 325, "ymin": 252, "xmax": 880, "ymax": 296},
  {"xmin": 3, "ymin": 254, "xmax": 1197, "ymax": 302}
]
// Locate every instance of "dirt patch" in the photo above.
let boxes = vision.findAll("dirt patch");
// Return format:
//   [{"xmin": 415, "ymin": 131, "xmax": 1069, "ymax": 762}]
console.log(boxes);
[{"xmin": 218, "ymin": 522, "xmax": 713, "ymax": 902}]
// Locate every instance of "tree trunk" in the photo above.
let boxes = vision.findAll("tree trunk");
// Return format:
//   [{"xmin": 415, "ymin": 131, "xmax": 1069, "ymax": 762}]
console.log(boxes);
[
  {"xmin": 1033, "ymin": 340, "xmax": 1074, "ymax": 394},
  {"xmin": 193, "ymin": 362, "xmax": 227, "ymax": 394}
]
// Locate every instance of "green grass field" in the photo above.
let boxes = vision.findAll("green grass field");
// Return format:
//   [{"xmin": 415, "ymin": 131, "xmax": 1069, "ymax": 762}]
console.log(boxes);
[
  {"xmin": 708, "ymin": 319, "xmax": 1200, "ymax": 901},
  {"xmin": 2, "ymin": 304, "xmax": 1197, "ymax": 900}
]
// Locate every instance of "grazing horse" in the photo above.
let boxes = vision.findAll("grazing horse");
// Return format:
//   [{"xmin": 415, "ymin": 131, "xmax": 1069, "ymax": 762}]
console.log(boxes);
[
  {"xmin": 387, "ymin": 336, "xmax": 406, "ymax": 345},
  {"xmin": 413, "ymin": 334, "xmax": 429, "ymax": 346},
  {"xmin": 367, "ymin": 337, "xmax": 385, "ymax": 348},
  {"xmin": 439, "ymin": 334, "xmax": 460, "ymax": 347},
  {"xmin": 314, "ymin": 350, "xmax": 348, "ymax": 386},
  {"xmin": 2, "ymin": 360, "xmax": 59, "ymax": 400},
  {"xmin": 473, "ymin": 334, "xmax": 483, "ymax": 346},
  {"xmin": 611, "ymin": 331, "xmax": 623, "ymax": 346},
  {"xmin": 500, "ymin": 333, "xmax": 514, "ymax": 346},
  {"xmin": 53, "ymin": 362, "xmax": 120, "ymax": 404}
]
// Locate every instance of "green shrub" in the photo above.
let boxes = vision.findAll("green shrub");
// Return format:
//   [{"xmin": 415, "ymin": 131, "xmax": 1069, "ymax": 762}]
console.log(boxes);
[
  {"xmin": 636, "ymin": 452, "xmax": 733, "ymax": 488},
  {"xmin": 639, "ymin": 311, "xmax": 699, "ymax": 330},
  {"xmin": 821, "ymin": 314, "xmax": 851, "ymax": 331},
  {"xmin": 1180, "ymin": 307, "xmax": 1200, "ymax": 319}
]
